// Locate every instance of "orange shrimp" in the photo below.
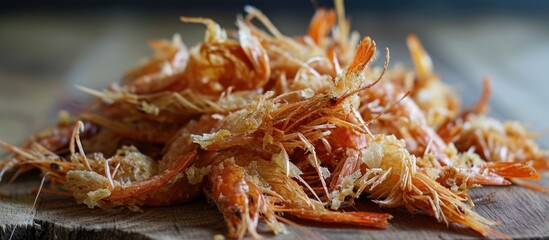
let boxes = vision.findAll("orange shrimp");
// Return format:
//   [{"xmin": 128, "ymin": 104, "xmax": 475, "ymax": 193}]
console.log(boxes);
[
  {"xmin": 323, "ymin": 123, "xmax": 512, "ymax": 238},
  {"xmin": 359, "ymin": 83, "xmax": 453, "ymax": 166},
  {"xmin": 207, "ymin": 157, "xmax": 282, "ymax": 239},
  {"xmin": 243, "ymin": 6, "xmax": 337, "ymax": 87},
  {"xmin": 250, "ymin": 158, "xmax": 391, "ymax": 228},
  {"xmin": 180, "ymin": 17, "xmax": 271, "ymax": 95},
  {"xmin": 159, "ymin": 115, "xmax": 219, "ymax": 170},
  {"xmin": 424, "ymin": 161, "xmax": 539, "ymax": 191},
  {"xmin": 404, "ymin": 34, "xmax": 460, "ymax": 128},
  {"xmin": 2, "ymin": 120, "xmax": 204, "ymax": 208},
  {"xmin": 79, "ymin": 82, "xmax": 266, "ymax": 127},
  {"xmin": 429, "ymin": 166, "xmax": 510, "ymax": 189},
  {"xmin": 122, "ymin": 35, "xmax": 189, "ymax": 94},
  {"xmin": 4, "ymin": 4, "xmax": 549, "ymax": 240},
  {"xmin": 107, "ymin": 117, "xmax": 221, "ymax": 207},
  {"xmin": 106, "ymin": 151, "xmax": 198, "ymax": 206},
  {"xmin": 436, "ymin": 78, "xmax": 549, "ymax": 174},
  {"xmin": 57, "ymin": 151, "xmax": 199, "ymax": 209},
  {"xmin": 19, "ymin": 121, "xmax": 97, "ymax": 155},
  {"xmin": 0, "ymin": 120, "xmax": 98, "ymax": 183},
  {"xmin": 190, "ymin": 36, "xmax": 381, "ymax": 198},
  {"xmin": 51, "ymin": 150, "xmax": 199, "ymax": 209},
  {"xmin": 446, "ymin": 114, "xmax": 549, "ymax": 192},
  {"xmin": 451, "ymin": 114, "xmax": 549, "ymax": 171},
  {"xmin": 437, "ymin": 76, "xmax": 492, "ymax": 142},
  {"xmin": 352, "ymin": 135, "xmax": 509, "ymax": 239},
  {"xmin": 0, "ymin": 140, "xmax": 74, "ymax": 185}
]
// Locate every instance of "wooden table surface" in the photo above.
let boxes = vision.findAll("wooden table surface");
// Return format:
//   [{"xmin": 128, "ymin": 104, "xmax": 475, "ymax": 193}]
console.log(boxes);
[{"xmin": 1, "ymin": 9, "xmax": 548, "ymax": 239}]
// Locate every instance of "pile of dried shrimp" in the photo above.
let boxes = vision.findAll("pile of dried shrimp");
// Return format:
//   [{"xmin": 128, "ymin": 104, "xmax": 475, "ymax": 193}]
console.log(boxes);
[{"xmin": 1, "ymin": 2, "xmax": 548, "ymax": 239}]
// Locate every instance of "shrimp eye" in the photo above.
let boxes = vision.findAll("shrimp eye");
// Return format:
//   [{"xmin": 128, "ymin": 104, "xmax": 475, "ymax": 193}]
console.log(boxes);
[
  {"xmin": 50, "ymin": 163, "xmax": 60, "ymax": 170},
  {"xmin": 234, "ymin": 209, "xmax": 242, "ymax": 218},
  {"xmin": 330, "ymin": 96, "xmax": 337, "ymax": 105}
]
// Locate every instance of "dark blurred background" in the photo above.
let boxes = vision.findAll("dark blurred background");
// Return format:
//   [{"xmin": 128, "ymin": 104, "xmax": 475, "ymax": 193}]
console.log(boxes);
[
  {"xmin": 2, "ymin": 0, "xmax": 549, "ymax": 14},
  {"xmin": 1, "ymin": 0, "xmax": 548, "ymax": 148}
]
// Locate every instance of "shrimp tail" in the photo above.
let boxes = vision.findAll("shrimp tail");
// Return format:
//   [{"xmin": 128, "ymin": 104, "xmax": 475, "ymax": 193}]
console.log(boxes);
[
  {"xmin": 432, "ymin": 161, "xmax": 539, "ymax": 189},
  {"xmin": 406, "ymin": 34, "xmax": 433, "ymax": 82},
  {"xmin": 347, "ymin": 36, "xmax": 376, "ymax": 76},
  {"xmin": 307, "ymin": 8, "xmax": 336, "ymax": 44},
  {"xmin": 482, "ymin": 162, "xmax": 540, "ymax": 180}
]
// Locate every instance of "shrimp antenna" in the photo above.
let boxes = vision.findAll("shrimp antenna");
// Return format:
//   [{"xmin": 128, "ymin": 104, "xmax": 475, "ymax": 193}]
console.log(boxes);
[
  {"xmin": 69, "ymin": 121, "xmax": 91, "ymax": 170},
  {"xmin": 473, "ymin": 76, "xmax": 492, "ymax": 114},
  {"xmin": 244, "ymin": 5, "xmax": 283, "ymax": 38},
  {"xmin": 9, "ymin": 174, "xmax": 47, "ymax": 240}
]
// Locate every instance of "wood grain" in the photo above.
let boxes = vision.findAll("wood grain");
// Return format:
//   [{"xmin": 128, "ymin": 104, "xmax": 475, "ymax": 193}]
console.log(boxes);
[{"xmin": 1, "ymin": 177, "xmax": 548, "ymax": 240}]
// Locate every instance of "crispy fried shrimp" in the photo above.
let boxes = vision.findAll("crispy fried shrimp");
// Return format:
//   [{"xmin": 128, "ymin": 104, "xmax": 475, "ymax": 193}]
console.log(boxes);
[
  {"xmin": 452, "ymin": 115, "xmax": 549, "ymax": 171},
  {"xmin": 2, "ymin": 4, "xmax": 548, "ymax": 240},
  {"xmin": 355, "ymin": 135, "xmax": 508, "ymax": 239},
  {"xmin": 105, "ymin": 151, "xmax": 198, "ymax": 207},
  {"xmin": 447, "ymin": 114, "xmax": 549, "ymax": 192},
  {"xmin": 243, "ymin": 6, "xmax": 337, "ymax": 86},
  {"xmin": 207, "ymin": 157, "xmax": 282, "ymax": 239},
  {"xmin": 437, "ymin": 76, "xmax": 492, "ymax": 142},
  {"xmin": 181, "ymin": 17, "xmax": 271, "ymax": 95},
  {"xmin": 80, "ymin": 83, "xmax": 264, "ymax": 125},
  {"xmin": 123, "ymin": 34, "xmax": 189, "ymax": 94},
  {"xmin": 2, "ymin": 127, "xmax": 200, "ymax": 208},
  {"xmin": 20, "ymin": 120, "xmax": 98, "ymax": 155},
  {"xmin": 250, "ymin": 158, "xmax": 391, "ymax": 228},
  {"xmin": 404, "ymin": 34, "xmax": 460, "ymax": 128},
  {"xmin": 359, "ymin": 83, "xmax": 453, "ymax": 166},
  {"xmin": 423, "ymin": 161, "xmax": 538, "ymax": 192}
]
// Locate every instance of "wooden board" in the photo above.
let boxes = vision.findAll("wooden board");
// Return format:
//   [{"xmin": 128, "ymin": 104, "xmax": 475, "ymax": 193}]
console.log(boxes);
[
  {"xmin": 1, "ymin": 177, "xmax": 548, "ymax": 240},
  {"xmin": 1, "ymin": 9, "xmax": 549, "ymax": 240}
]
